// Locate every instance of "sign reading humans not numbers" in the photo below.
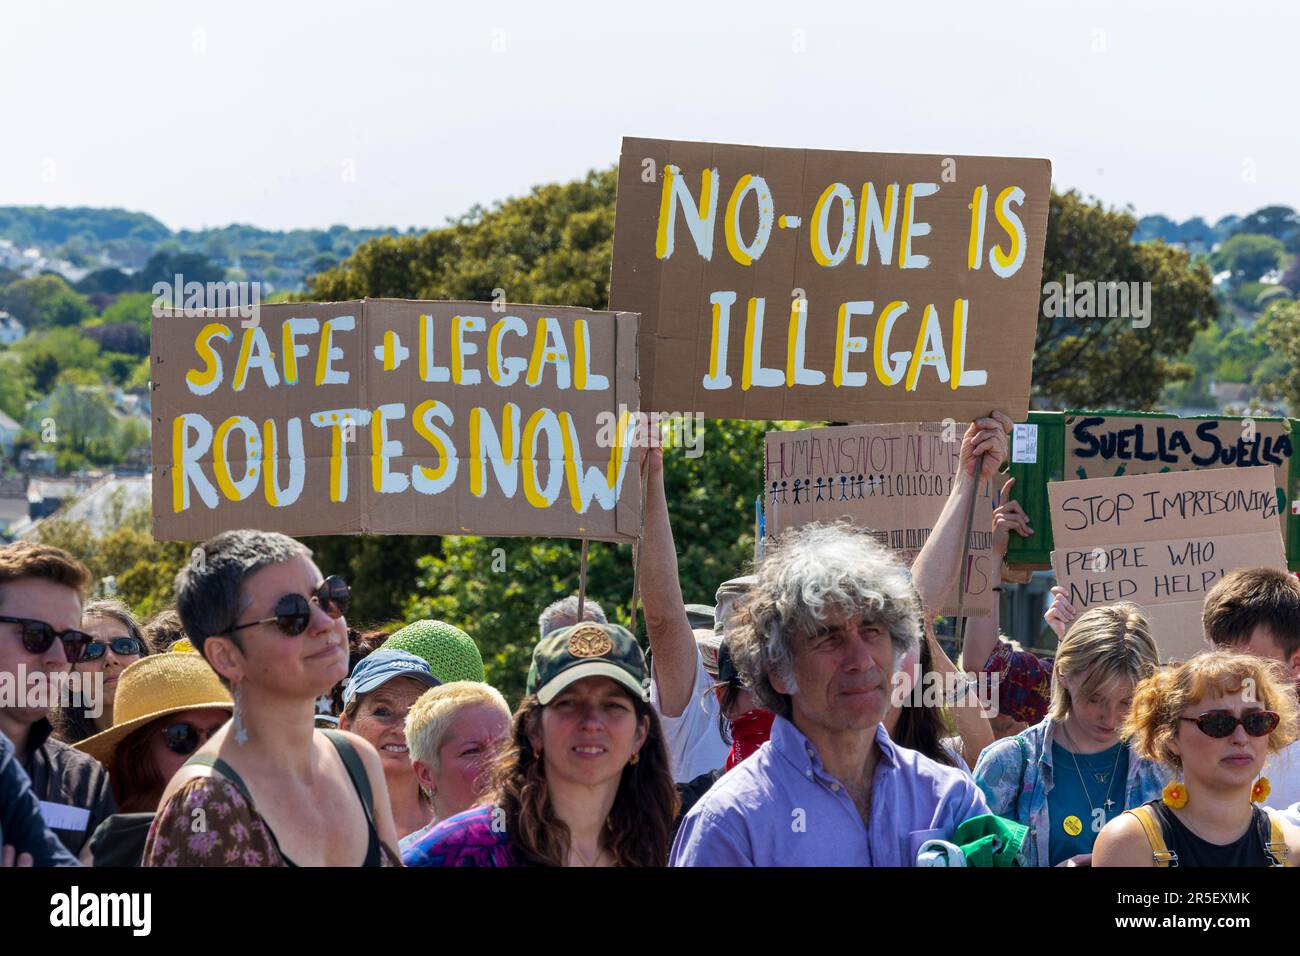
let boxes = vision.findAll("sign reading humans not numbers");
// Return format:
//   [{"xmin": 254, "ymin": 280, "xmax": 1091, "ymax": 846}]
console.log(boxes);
[
  {"xmin": 151, "ymin": 299, "xmax": 641, "ymax": 542},
  {"xmin": 764, "ymin": 422, "xmax": 996, "ymax": 616},
  {"xmin": 610, "ymin": 137, "xmax": 1051, "ymax": 423}
]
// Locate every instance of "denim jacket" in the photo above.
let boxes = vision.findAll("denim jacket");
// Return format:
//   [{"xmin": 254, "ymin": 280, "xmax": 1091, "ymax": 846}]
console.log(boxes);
[{"xmin": 972, "ymin": 717, "xmax": 1171, "ymax": 867}]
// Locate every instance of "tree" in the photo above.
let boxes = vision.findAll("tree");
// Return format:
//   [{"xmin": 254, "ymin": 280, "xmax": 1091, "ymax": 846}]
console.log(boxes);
[
  {"xmin": 1032, "ymin": 191, "xmax": 1218, "ymax": 410},
  {"xmin": 0, "ymin": 354, "xmax": 29, "ymax": 420},
  {"xmin": 98, "ymin": 292, "xmax": 155, "ymax": 330},
  {"xmin": 1235, "ymin": 205, "xmax": 1300, "ymax": 250},
  {"xmin": 137, "ymin": 251, "xmax": 226, "ymax": 289},
  {"xmin": 10, "ymin": 328, "xmax": 100, "ymax": 393},
  {"xmin": 0, "ymin": 274, "xmax": 94, "ymax": 328},
  {"xmin": 1257, "ymin": 299, "xmax": 1300, "ymax": 412},
  {"xmin": 1211, "ymin": 233, "xmax": 1286, "ymax": 281},
  {"xmin": 44, "ymin": 383, "xmax": 116, "ymax": 459}
]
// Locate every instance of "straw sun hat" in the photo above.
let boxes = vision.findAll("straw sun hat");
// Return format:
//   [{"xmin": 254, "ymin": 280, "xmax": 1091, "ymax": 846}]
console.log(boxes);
[{"xmin": 74, "ymin": 653, "xmax": 233, "ymax": 766}]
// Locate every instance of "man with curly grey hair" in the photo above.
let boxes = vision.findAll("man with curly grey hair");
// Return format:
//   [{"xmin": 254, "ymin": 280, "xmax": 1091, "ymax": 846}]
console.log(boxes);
[{"xmin": 670, "ymin": 521, "xmax": 989, "ymax": 865}]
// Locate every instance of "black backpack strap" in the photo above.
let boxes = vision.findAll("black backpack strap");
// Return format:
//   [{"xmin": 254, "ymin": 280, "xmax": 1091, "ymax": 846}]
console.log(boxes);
[
  {"xmin": 183, "ymin": 753, "xmax": 255, "ymax": 806},
  {"xmin": 321, "ymin": 729, "xmax": 375, "ymax": 822}
]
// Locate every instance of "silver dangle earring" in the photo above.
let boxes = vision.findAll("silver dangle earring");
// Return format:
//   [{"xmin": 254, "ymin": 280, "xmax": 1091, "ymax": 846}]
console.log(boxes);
[{"xmin": 231, "ymin": 682, "xmax": 249, "ymax": 745}]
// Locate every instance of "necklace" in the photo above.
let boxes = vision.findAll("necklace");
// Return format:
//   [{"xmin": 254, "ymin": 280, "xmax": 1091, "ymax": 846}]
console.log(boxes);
[
  {"xmin": 1059, "ymin": 722, "xmax": 1123, "ymax": 816},
  {"xmin": 569, "ymin": 842, "xmax": 608, "ymax": 867}
]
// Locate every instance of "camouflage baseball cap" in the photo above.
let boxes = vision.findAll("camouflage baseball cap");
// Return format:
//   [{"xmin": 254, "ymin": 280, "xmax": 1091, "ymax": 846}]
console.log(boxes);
[{"xmin": 527, "ymin": 622, "xmax": 650, "ymax": 705}]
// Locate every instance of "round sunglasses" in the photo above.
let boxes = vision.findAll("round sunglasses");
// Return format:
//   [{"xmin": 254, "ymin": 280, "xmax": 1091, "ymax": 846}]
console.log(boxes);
[
  {"xmin": 0, "ymin": 615, "xmax": 95, "ymax": 663},
  {"xmin": 161, "ymin": 720, "xmax": 226, "ymax": 755},
  {"xmin": 1180, "ymin": 710, "xmax": 1280, "ymax": 739},
  {"xmin": 224, "ymin": 576, "xmax": 350, "ymax": 637},
  {"xmin": 82, "ymin": 636, "xmax": 146, "ymax": 662}
]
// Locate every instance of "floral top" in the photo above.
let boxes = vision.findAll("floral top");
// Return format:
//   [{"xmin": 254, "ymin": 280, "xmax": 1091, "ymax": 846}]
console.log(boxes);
[
  {"xmin": 401, "ymin": 805, "xmax": 525, "ymax": 867},
  {"xmin": 972, "ymin": 717, "xmax": 1171, "ymax": 867},
  {"xmin": 142, "ymin": 775, "xmax": 399, "ymax": 867}
]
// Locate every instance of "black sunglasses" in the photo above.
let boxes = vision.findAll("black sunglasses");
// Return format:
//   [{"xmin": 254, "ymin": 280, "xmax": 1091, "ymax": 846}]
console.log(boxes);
[
  {"xmin": 82, "ymin": 636, "xmax": 146, "ymax": 662},
  {"xmin": 0, "ymin": 615, "xmax": 95, "ymax": 663},
  {"xmin": 161, "ymin": 720, "xmax": 226, "ymax": 756},
  {"xmin": 225, "ymin": 576, "xmax": 350, "ymax": 637},
  {"xmin": 1181, "ymin": 710, "xmax": 1280, "ymax": 739}
]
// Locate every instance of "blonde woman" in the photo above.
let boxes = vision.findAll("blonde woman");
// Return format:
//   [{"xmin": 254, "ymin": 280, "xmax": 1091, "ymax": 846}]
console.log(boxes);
[
  {"xmin": 1095, "ymin": 651, "xmax": 1300, "ymax": 867},
  {"xmin": 399, "ymin": 681, "xmax": 512, "ymax": 852},
  {"xmin": 973, "ymin": 603, "xmax": 1170, "ymax": 866}
]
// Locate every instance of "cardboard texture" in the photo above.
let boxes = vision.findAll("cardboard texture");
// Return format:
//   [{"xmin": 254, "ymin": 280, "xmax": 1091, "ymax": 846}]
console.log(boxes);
[
  {"xmin": 1048, "ymin": 466, "xmax": 1285, "ymax": 661},
  {"xmin": 764, "ymin": 422, "xmax": 996, "ymax": 616},
  {"xmin": 1063, "ymin": 413, "xmax": 1291, "ymax": 541},
  {"xmin": 151, "ymin": 299, "xmax": 641, "ymax": 542},
  {"xmin": 609, "ymin": 137, "xmax": 1051, "ymax": 423}
]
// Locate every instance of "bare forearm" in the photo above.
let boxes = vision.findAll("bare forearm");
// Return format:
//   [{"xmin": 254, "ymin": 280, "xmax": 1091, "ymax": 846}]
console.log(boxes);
[
  {"xmin": 912, "ymin": 470, "xmax": 977, "ymax": 613},
  {"xmin": 640, "ymin": 457, "xmax": 698, "ymax": 716}
]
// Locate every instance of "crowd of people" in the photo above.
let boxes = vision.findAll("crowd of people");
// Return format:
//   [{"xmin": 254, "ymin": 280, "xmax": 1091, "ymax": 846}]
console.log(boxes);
[{"xmin": 3, "ymin": 417, "xmax": 1300, "ymax": 867}]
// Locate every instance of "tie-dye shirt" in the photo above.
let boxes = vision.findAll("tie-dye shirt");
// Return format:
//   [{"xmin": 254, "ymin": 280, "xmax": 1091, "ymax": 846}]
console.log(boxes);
[{"xmin": 401, "ymin": 805, "xmax": 525, "ymax": 867}]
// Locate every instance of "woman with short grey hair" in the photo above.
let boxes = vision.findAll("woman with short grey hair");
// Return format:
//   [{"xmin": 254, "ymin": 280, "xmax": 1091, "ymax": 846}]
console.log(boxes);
[
  {"xmin": 143, "ymin": 529, "xmax": 401, "ymax": 866},
  {"xmin": 727, "ymin": 521, "xmax": 923, "ymax": 721}
]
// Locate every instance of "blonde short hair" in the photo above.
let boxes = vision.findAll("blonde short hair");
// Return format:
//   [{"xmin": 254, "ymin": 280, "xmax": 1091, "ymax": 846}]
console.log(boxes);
[
  {"xmin": 405, "ymin": 681, "xmax": 510, "ymax": 772},
  {"xmin": 1123, "ymin": 650, "xmax": 1299, "ymax": 769},
  {"xmin": 1049, "ymin": 603, "xmax": 1158, "ymax": 721}
]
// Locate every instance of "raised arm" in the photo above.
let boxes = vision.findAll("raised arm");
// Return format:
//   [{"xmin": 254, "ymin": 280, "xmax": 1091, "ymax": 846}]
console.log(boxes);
[
  {"xmin": 960, "ymin": 476, "xmax": 1032, "ymax": 674},
  {"xmin": 911, "ymin": 412, "xmax": 1012, "ymax": 615},
  {"xmin": 639, "ymin": 447, "xmax": 698, "ymax": 717}
]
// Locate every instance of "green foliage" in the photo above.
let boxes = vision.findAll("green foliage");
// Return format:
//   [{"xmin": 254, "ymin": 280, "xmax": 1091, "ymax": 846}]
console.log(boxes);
[
  {"xmin": 0, "ymin": 274, "xmax": 94, "ymax": 328},
  {"xmin": 8, "ymin": 328, "xmax": 100, "ymax": 393},
  {"xmin": 0, "ymin": 354, "xmax": 31, "ymax": 420},
  {"xmin": 1234, "ymin": 206, "xmax": 1300, "ymax": 251},
  {"xmin": 34, "ymin": 499, "xmax": 192, "ymax": 618},
  {"xmin": 1211, "ymin": 233, "xmax": 1286, "ymax": 281},
  {"xmin": 0, "ymin": 207, "xmax": 169, "ymax": 246},
  {"xmin": 1257, "ymin": 300, "xmax": 1300, "ymax": 413},
  {"xmin": 98, "ymin": 292, "xmax": 155, "ymax": 330},
  {"xmin": 1032, "ymin": 191, "xmax": 1218, "ymax": 409}
]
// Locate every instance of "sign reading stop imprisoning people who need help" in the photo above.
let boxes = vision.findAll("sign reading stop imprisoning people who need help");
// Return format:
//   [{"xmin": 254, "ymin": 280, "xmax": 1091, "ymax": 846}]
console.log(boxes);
[
  {"xmin": 151, "ymin": 299, "xmax": 641, "ymax": 542},
  {"xmin": 1048, "ymin": 466, "xmax": 1286, "ymax": 661},
  {"xmin": 609, "ymin": 137, "xmax": 1052, "ymax": 423}
]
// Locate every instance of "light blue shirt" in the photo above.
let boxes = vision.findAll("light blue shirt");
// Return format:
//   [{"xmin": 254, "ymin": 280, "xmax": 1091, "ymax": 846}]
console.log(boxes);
[
  {"xmin": 973, "ymin": 717, "xmax": 1170, "ymax": 867},
  {"xmin": 670, "ymin": 716, "xmax": 988, "ymax": 866}
]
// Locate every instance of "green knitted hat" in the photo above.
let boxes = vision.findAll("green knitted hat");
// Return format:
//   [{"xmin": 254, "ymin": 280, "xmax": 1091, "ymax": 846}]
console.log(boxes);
[{"xmin": 381, "ymin": 620, "xmax": 485, "ymax": 684}]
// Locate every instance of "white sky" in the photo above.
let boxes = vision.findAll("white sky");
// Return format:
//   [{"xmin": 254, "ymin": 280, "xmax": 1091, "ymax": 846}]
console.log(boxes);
[{"xmin": 4, "ymin": 0, "xmax": 1295, "ymax": 232}]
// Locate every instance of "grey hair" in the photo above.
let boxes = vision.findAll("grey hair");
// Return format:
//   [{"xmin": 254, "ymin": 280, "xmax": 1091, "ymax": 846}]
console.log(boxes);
[
  {"xmin": 175, "ymin": 529, "xmax": 311, "ymax": 660},
  {"xmin": 727, "ymin": 521, "xmax": 922, "ymax": 720},
  {"xmin": 537, "ymin": 595, "xmax": 607, "ymax": 638}
]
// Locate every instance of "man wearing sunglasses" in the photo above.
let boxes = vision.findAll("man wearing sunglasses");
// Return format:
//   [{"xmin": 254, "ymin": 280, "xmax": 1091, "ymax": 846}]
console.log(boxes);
[
  {"xmin": 1202, "ymin": 568, "xmax": 1300, "ymax": 811},
  {"xmin": 0, "ymin": 542, "xmax": 116, "ymax": 861}
]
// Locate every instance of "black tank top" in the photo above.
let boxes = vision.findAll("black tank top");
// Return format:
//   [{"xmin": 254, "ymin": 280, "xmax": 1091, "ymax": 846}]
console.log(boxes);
[
  {"xmin": 185, "ymin": 729, "xmax": 385, "ymax": 867},
  {"xmin": 1148, "ymin": 800, "xmax": 1277, "ymax": 867}
]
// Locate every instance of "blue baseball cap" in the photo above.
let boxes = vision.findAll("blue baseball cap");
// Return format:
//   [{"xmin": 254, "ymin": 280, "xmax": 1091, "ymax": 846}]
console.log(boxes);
[{"xmin": 343, "ymin": 649, "xmax": 440, "ymax": 707}]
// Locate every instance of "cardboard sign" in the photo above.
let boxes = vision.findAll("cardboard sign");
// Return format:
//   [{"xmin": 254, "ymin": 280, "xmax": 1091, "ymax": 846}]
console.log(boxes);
[
  {"xmin": 1064, "ymin": 413, "xmax": 1292, "ymax": 540},
  {"xmin": 609, "ymin": 137, "xmax": 1051, "ymax": 423},
  {"xmin": 764, "ymin": 422, "xmax": 997, "ymax": 615},
  {"xmin": 1048, "ymin": 466, "xmax": 1286, "ymax": 660},
  {"xmin": 151, "ymin": 300, "xmax": 641, "ymax": 542}
]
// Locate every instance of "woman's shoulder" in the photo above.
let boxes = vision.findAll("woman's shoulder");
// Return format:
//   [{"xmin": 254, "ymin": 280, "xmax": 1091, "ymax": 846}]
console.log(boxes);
[
  {"xmin": 1093, "ymin": 803, "xmax": 1158, "ymax": 867},
  {"xmin": 401, "ymin": 805, "xmax": 521, "ymax": 867},
  {"xmin": 974, "ymin": 722, "xmax": 1044, "ymax": 774}
]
